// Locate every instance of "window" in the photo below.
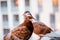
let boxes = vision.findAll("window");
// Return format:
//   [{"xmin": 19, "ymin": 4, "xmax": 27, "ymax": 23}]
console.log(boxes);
[
  {"xmin": 11, "ymin": 0, "xmax": 16, "ymax": 6},
  {"xmin": 38, "ymin": 0, "xmax": 42, "ymax": 12},
  {"xmin": 14, "ymin": 15, "xmax": 19, "ymax": 21},
  {"xmin": 3, "ymin": 29, "xmax": 10, "ymax": 35},
  {"xmin": 3, "ymin": 15, "xmax": 8, "ymax": 26},
  {"xmin": 13, "ymin": 15, "xmax": 19, "ymax": 26},
  {"xmin": 25, "ymin": 0, "xmax": 30, "ymax": 11},
  {"xmin": 1, "ymin": 1, "xmax": 7, "ymax": 7},
  {"xmin": 25, "ymin": 0, "xmax": 29, "ymax": 6},
  {"xmin": 36, "ymin": 14, "xmax": 39, "ymax": 21},
  {"xmin": 1, "ymin": 1, "xmax": 7, "ymax": 12},
  {"xmin": 11, "ymin": 0, "xmax": 19, "ymax": 12},
  {"xmin": 50, "ymin": 14, "xmax": 55, "ymax": 28},
  {"xmin": 15, "ymin": 0, "xmax": 18, "ymax": 6},
  {"xmin": 53, "ymin": 0, "xmax": 58, "ymax": 12}
]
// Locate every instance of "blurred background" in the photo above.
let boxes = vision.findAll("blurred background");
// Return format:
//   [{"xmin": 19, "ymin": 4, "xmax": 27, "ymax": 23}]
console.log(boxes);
[{"xmin": 0, "ymin": 0, "xmax": 60, "ymax": 40}]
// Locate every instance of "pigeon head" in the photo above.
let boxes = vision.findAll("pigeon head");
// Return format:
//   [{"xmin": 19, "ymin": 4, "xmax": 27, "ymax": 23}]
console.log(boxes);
[{"xmin": 23, "ymin": 11, "xmax": 34, "ymax": 19}]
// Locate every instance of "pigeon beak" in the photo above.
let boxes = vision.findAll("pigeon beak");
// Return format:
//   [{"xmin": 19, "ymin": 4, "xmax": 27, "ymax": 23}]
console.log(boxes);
[
  {"xmin": 32, "ymin": 17, "xmax": 37, "ymax": 20},
  {"xmin": 31, "ymin": 16, "xmax": 35, "ymax": 19},
  {"xmin": 32, "ymin": 17, "xmax": 35, "ymax": 19}
]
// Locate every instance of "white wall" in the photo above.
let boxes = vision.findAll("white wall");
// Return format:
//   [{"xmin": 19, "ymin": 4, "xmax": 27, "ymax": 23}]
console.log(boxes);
[
  {"xmin": 0, "ymin": 2, "xmax": 3, "ymax": 40},
  {"xmin": 40, "ymin": 0, "xmax": 53, "ymax": 27}
]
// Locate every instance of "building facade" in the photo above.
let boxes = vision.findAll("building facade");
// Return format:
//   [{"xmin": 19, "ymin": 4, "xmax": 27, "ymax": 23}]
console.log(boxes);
[{"xmin": 0, "ymin": 0, "xmax": 60, "ymax": 40}]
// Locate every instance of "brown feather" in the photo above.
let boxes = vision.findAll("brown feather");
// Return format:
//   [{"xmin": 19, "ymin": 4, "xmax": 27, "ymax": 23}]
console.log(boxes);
[
  {"xmin": 4, "ymin": 14, "xmax": 33, "ymax": 40},
  {"xmin": 33, "ymin": 22, "xmax": 52, "ymax": 35},
  {"xmin": 23, "ymin": 11, "xmax": 52, "ymax": 40}
]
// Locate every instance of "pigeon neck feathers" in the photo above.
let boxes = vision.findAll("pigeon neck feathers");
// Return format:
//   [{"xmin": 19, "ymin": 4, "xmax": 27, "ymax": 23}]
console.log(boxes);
[{"xmin": 23, "ymin": 17, "xmax": 31, "ymax": 26}]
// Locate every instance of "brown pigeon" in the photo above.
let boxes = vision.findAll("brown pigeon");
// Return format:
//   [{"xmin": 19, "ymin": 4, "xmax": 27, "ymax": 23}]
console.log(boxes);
[
  {"xmin": 4, "ymin": 11, "xmax": 34, "ymax": 40},
  {"xmin": 23, "ymin": 11, "xmax": 52, "ymax": 40}
]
